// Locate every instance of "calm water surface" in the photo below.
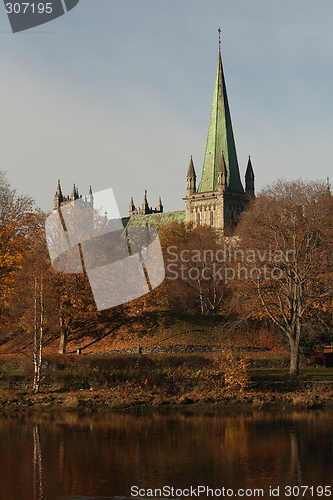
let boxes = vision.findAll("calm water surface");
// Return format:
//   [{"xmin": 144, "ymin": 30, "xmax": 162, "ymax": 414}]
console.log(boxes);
[{"xmin": 0, "ymin": 408, "xmax": 332, "ymax": 500}]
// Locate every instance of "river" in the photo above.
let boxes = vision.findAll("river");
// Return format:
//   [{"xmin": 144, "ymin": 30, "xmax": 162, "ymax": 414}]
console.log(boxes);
[{"xmin": 0, "ymin": 408, "xmax": 332, "ymax": 500}]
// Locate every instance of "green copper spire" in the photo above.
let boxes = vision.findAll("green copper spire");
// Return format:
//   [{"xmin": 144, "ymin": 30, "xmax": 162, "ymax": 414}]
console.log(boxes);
[{"xmin": 198, "ymin": 42, "xmax": 244, "ymax": 193}]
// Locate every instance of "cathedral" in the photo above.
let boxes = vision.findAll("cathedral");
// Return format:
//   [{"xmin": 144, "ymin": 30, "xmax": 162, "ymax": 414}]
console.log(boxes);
[
  {"xmin": 54, "ymin": 36, "xmax": 255, "ymax": 233},
  {"xmin": 184, "ymin": 38, "xmax": 254, "ymax": 233}
]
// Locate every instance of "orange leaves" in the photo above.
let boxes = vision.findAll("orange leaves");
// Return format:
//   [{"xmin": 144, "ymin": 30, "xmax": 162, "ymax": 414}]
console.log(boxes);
[
  {"xmin": 234, "ymin": 179, "xmax": 333, "ymax": 374},
  {"xmin": 0, "ymin": 172, "xmax": 45, "ymax": 312}
]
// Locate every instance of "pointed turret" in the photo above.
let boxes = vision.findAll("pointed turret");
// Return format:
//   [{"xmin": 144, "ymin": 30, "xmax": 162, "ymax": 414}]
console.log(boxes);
[
  {"xmin": 129, "ymin": 196, "xmax": 136, "ymax": 213},
  {"xmin": 54, "ymin": 179, "xmax": 64, "ymax": 210},
  {"xmin": 198, "ymin": 43, "xmax": 243, "ymax": 194},
  {"xmin": 70, "ymin": 184, "xmax": 79, "ymax": 202},
  {"xmin": 245, "ymin": 156, "xmax": 255, "ymax": 198},
  {"xmin": 186, "ymin": 156, "xmax": 197, "ymax": 195},
  {"xmin": 129, "ymin": 191, "xmax": 163, "ymax": 216},
  {"xmin": 156, "ymin": 197, "xmax": 163, "ymax": 213},
  {"xmin": 142, "ymin": 190, "xmax": 150, "ymax": 214},
  {"xmin": 86, "ymin": 186, "xmax": 94, "ymax": 206}
]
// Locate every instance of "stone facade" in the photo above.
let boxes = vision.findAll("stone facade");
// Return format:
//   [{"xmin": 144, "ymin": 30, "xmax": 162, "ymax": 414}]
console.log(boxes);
[{"xmin": 185, "ymin": 157, "xmax": 255, "ymax": 234}]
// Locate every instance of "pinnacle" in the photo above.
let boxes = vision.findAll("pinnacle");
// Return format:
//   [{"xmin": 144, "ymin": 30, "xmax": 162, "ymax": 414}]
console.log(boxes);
[{"xmin": 198, "ymin": 46, "xmax": 244, "ymax": 193}]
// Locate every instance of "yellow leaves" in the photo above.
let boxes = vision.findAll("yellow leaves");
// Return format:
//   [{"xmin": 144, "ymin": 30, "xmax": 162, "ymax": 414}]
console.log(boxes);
[
  {"xmin": 214, "ymin": 351, "xmax": 251, "ymax": 390},
  {"xmin": 0, "ymin": 171, "xmax": 46, "ymax": 312},
  {"xmin": 311, "ymin": 300, "xmax": 332, "ymax": 313}
]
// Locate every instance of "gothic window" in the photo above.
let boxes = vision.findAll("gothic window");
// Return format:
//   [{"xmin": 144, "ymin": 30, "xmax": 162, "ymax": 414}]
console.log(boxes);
[
  {"xmin": 210, "ymin": 211, "xmax": 214, "ymax": 225},
  {"xmin": 196, "ymin": 211, "xmax": 201, "ymax": 225}
]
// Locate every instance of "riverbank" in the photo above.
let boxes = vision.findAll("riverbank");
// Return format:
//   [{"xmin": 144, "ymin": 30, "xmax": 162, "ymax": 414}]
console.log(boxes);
[
  {"xmin": 1, "ymin": 349, "xmax": 333, "ymax": 412},
  {"xmin": 1, "ymin": 380, "xmax": 333, "ymax": 412}
]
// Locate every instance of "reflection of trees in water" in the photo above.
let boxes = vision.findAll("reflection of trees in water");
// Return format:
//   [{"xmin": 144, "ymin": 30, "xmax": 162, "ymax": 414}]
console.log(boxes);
[
  {"xmin": 0, "ymin": 410, "xmax": 333, "ymax": 499},
  {"xmin": 58, "ymin": 436, "xmax": 65, "ymax": 495},
  {"xmin": 287, "ymin": 431, "xmax": 303, "ymax": 499},
  {"xmin": 289, "ymin": 432, "xmax": 303, "ymax": 488},
  {"xmin": 33, "ymin": 425, "xmax": 43, "ymax": 500}
]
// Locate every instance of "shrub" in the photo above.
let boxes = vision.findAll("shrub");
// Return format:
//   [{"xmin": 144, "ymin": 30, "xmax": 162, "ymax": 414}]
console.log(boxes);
[{"xmin": 213, "ymin": 350, "xmax": 251, "ymax": 390}]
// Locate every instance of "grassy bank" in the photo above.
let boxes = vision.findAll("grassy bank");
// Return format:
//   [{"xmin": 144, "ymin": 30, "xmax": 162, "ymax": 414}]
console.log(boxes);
[
  {"xmin": 1, "ymin": 384, "xmax": 333, "ymax": 411},
  {"xmin": 1, "ymin": 352, "xmax": 333, "ymax": 411},
  {"xmin": 0, "ymin": 351, "xmax": 249, "ymax": 393},
  {"xmin": 250, "ymin": 367, "xmax": 333, "ymax": 381}
]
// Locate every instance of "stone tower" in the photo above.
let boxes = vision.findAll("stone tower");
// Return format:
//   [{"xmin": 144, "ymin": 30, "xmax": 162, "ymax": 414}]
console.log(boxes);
[{"xmin": 185, "ymin": 38, "xmax": 254, "ymax": 233}]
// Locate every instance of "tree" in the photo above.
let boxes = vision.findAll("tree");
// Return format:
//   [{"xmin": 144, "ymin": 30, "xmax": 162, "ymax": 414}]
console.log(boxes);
[
  {"xmin": 235, "ymin": 179, "xmax": 333, "ymax": 374},
  {"xmin": 56, "ymin": 272, "xmax": 97, "ymax": 354},
  {"xmin": 161, "ymin": 222, "xmax": 232, "ymax": 315},
  {"xmin": 8, "ymin": 240, "xmax": 59, "ymax": 392},
  {"xmin": 0, "ymin": 170, "xmax": 43, "ymax": 317}
]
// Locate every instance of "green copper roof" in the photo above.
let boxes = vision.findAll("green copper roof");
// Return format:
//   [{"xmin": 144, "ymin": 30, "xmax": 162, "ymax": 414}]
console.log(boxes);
[
  {"xmin": 198, "ymin": 48, "xmax": 244, "ymax": 193},
  {"xmin": 125, "ymin": 210, "xmax": 186, "ymax": 229}
]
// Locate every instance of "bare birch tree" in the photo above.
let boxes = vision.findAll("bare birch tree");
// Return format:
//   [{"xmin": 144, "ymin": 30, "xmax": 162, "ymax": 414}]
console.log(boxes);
[
  {"xmin": 32, "ymin": 273, "xmax": 44, "ymax": 393},
  {"xmin": 9, "ymin": 241, "xmax": 58, "ymax": 392}
]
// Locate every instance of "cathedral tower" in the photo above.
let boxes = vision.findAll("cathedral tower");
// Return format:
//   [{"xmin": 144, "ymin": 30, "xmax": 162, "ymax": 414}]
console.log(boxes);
[{"xmin": 185, "ymin": 32, "xmax": 254, "ymax": 233}]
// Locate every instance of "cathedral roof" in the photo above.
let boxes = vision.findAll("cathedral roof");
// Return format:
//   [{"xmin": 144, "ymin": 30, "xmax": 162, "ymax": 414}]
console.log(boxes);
[
  {"xmin": 198, "ymin": 44, "xmax": 244, "ymax": 194},
  {"xmin": 125, "ymin": 210, "xmax": 185, "ymax": 229}
]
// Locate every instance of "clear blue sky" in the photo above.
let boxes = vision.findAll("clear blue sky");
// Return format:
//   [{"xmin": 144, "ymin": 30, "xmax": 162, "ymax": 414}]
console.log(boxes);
[{"xmin": 1, "ymin": 0, "xmax": 333, "ymax": 216}]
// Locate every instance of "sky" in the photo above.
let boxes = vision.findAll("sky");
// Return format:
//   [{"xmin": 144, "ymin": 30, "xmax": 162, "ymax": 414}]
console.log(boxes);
[{"xmin": 1, "ymin": 0, "xmax": 333, "ymax": 217}]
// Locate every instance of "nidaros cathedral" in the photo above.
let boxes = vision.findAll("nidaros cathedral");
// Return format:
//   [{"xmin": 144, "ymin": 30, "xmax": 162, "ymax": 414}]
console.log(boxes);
[{"xmin": 54, "ymin": 33, "xmax": 255, "ymax": 234}]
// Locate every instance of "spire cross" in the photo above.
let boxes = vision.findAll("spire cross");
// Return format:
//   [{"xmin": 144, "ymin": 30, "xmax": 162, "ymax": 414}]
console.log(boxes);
[{"xmin": 218, "ymin": 27, "xmax": 221, "ymax": 45}]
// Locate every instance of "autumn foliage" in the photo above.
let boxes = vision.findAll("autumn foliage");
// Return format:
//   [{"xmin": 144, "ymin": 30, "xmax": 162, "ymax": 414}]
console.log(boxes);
[
  {"xmin": 235, "ymin": 179, "xmax": 333, "ymax": 374},
  {"xmin": 2, "ymin": 171, "xmax": 333, "ymax": 388}
]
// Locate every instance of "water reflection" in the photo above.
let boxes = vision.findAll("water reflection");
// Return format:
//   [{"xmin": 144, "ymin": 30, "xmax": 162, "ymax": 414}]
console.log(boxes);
[
  {"xmin": 288, "ymin": 431, "xmax": 302, "ymax": 490},
  {"xmin": 33, "ymin": 425, "xmax": 43, "ymax": 500},
  {"xmin": 0, "ymin": 409, "xmax": 332, "ymax": 500}
]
